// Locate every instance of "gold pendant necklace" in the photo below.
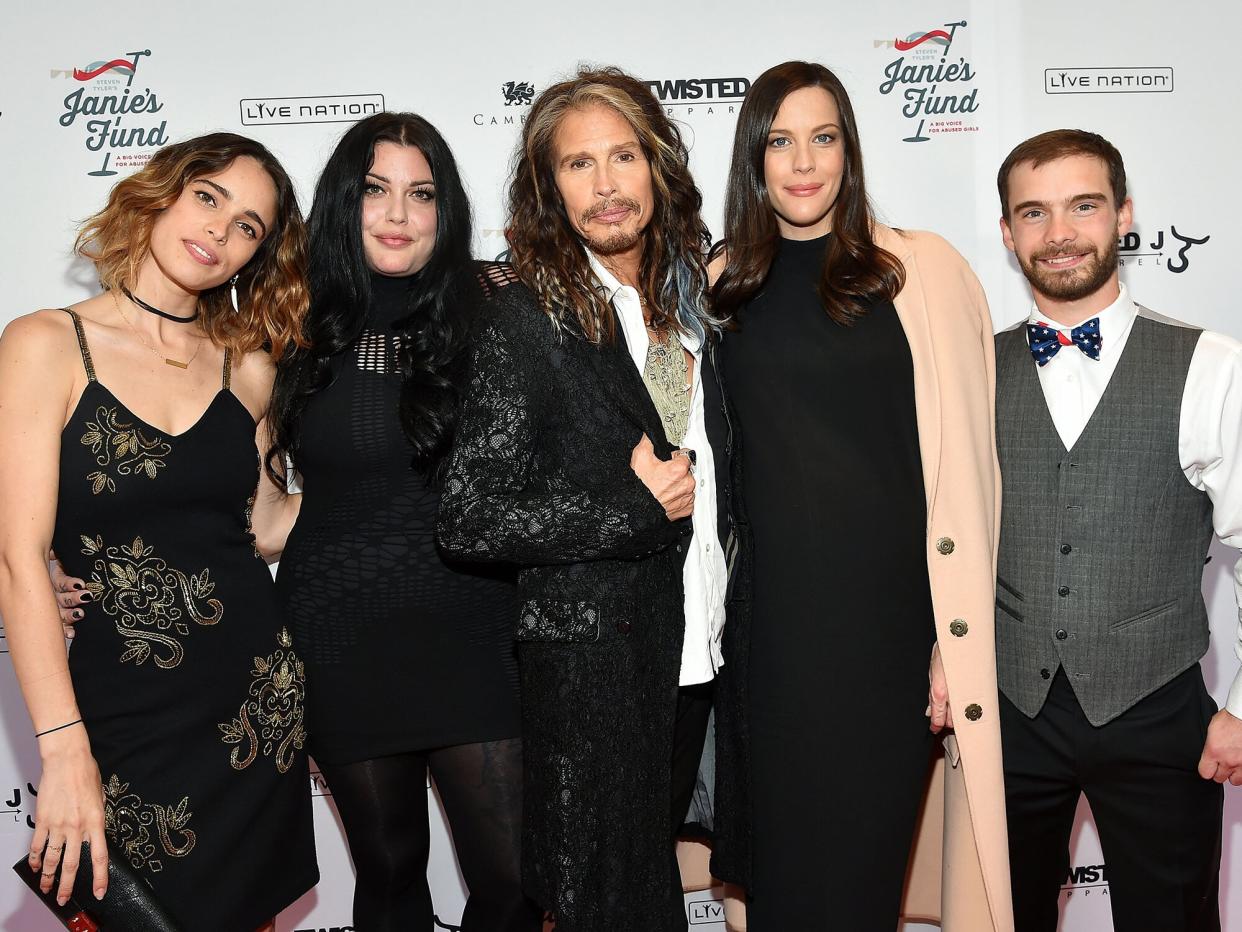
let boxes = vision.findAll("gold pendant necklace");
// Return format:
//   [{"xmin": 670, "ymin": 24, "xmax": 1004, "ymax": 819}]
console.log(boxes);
[{"xmin": 113, "ymin": 292, "xmax": 203, "ymax": 369}]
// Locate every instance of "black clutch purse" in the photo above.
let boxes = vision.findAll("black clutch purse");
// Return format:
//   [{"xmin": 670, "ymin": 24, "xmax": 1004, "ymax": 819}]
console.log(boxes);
[{"xmin": 11, "ymin": 840, "xmax": 182, "ymax": 931}]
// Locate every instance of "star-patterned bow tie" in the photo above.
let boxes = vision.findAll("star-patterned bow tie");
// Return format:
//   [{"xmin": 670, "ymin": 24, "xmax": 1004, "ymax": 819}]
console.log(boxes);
[{"xmin": 1026, "ymin": 318, "xmax": 1102, "ymax": 367}]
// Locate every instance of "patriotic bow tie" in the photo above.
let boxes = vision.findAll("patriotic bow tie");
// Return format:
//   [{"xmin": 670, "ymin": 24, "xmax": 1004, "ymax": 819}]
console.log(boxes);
[{"xmin": 1026, "ymin": 318, "xmax": 1102, "ymax": 367}]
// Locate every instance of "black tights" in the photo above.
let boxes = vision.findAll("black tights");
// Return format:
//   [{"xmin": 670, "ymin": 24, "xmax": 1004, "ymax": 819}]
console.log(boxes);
[{"xmin": 320, "ymin": 738, "xmax": 541, "ymax": 932}]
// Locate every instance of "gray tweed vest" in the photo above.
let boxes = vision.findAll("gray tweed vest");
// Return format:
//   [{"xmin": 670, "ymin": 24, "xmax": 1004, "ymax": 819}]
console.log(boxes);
[{"xmin": 994, "ymin": 309, "xmax": 1213, "ymax": 726}]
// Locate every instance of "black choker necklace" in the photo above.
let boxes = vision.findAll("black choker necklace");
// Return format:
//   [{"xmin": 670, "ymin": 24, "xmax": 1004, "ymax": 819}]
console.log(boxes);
[{"xmin": 121, "ymin": 286, "xmax": 200, "ymax": 323}]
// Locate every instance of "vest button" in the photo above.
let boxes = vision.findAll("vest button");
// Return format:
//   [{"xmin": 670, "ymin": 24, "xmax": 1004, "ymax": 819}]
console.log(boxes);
[
  {"xmin": 1040, "ymin": 668, "xmax": 1051, "ymax": 679},
  {"xmin": 935, "ymin": 537, "xmax": 955, "ymax": 555},
  {"xmin": 1060, "ymin": 543, "xmax": 1072, "ymax": 554},
  {"xmin": 964, "ymin": 703, "xmax": 983, "ymax": 721},
  {"xmin": 616, "ymin": 620, "xmax": 632, "ymax": 635},
  {"xmin": 1058, "ymin": 585, "xmax": 1070, "ymax": 597},
  {"xmin": 950, "ymin": 619, "xmax": 968, "ymax": 637},
  {"xmin": 1055, "ymin": 628, "xmax": 1068, "ymax": 640}
]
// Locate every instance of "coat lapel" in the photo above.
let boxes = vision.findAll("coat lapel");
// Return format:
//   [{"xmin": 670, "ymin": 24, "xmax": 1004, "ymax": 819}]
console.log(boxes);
[{"xmin": 881, "ymin": 226, "xmax": 943, "ymax": 511}]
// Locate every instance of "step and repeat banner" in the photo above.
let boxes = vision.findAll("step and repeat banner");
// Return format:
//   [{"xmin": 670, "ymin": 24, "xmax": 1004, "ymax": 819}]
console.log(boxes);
[{"xmin": 1, "ymin": 1, "xmax": 1239, "ymax": 929}]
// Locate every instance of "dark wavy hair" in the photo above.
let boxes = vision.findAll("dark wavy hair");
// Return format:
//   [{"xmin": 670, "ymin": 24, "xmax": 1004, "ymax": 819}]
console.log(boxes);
[
  {"xmin": 267, "ymin": 112, "xmax": 475, "ymax": 485},
  {"xmin": 76, "ymin": 132, "xmax": 309, "ymax": 359},
  {"xmin": 710, "ymin": 61, "xmax": 905, "ymax": 326},
  {"xmin": 507, "ymin": 66, "xmax": 715, "ymax": 344}
]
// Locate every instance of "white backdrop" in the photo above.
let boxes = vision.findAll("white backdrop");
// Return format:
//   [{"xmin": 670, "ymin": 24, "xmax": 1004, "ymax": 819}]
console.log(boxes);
[{"xmin": 1, "ymin": 2, "xmax": 1239, "ymax": 929}]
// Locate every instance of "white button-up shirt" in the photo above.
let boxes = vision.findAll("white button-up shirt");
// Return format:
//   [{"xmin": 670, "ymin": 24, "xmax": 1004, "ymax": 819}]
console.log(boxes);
[
  {"xmin": 1020, "ymin": 283, "xmax": 1242, "ymax": 718},
  {"xmin": 588, "ymin": 252, "xmax": 727, "ymax": 684}
]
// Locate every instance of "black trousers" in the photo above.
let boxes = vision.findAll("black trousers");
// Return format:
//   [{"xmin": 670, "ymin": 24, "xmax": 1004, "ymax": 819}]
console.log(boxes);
[
  {"xmin": 671, "ymin": 680, "xmax": 714, "ymax": 834},
  {"xmin": 1001, "ymin": 666, "xmax": 1223, "ymax": 932},
  {"xmin": 664, "ymin": 680, "xmax": 715, "ymax": 925}
]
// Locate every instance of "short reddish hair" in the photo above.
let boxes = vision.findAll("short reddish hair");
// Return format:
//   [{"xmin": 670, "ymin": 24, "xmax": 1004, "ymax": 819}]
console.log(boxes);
[{"xmin": 997, "ymin": 129, "xmax": 1127, "ymax": 220}]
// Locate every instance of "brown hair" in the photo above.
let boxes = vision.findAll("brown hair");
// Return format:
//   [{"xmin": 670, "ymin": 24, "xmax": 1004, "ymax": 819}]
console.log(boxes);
[
  {"xmin": 507, "ymin": 66, "xmax": 713, "ymax": 343},
  {"xmin": 997, "ymin": 129, "xmax": 1127, "ymax": 221},
  {"xmin": 710, "ymin": 61, "xmax": 905, "ymax": 326},
  {"xmin": 75, "ymin": 132, "xmax": 309, "ymax": 360}
]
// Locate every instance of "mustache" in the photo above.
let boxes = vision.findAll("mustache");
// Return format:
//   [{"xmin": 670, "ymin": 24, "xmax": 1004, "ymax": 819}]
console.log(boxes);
[
  {"xmin": 580, "ymin": 197, "xmax": 642, "ymax": 225},
  {"xmin": 1032, "ymin": 242, "xmax": 1096, "ymax": 261}
]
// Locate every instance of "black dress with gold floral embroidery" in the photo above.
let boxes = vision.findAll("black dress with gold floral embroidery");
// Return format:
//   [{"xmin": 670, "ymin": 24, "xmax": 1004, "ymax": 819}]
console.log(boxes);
[{"xmin": 51, "ymin": 310, "xmax": 318, "ymax": 930}]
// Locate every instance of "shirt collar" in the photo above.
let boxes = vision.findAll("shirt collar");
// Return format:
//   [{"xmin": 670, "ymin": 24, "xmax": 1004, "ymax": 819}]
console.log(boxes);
[
  {"xmin": 1026, "ymin": 282, "xmax": 1136, "ymax": 359},
  {"xmin": 586, "ymin": 250, "xmax": 647, "ymax": 368},
  {"xmin": 585, "ymin": 250, "xmax": 703, "ymax": 357},
  {"xmin": 586, "ymin": 250, "xmax": 626, "ymax": 303}
]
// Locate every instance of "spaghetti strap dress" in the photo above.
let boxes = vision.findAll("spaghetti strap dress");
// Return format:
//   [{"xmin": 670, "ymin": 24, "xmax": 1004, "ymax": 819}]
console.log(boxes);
[{"xmin": 50, "ymin": 309, "xmax": 318, "ymax": 931}]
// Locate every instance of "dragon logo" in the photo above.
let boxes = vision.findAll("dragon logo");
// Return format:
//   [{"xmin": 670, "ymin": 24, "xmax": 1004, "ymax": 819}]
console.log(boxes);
[{"xmin": 502, "ymin": 81, "xmax": 535, "ymax": 106}]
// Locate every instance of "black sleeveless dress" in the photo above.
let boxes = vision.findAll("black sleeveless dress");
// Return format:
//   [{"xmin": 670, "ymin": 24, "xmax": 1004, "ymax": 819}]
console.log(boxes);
[
  {"xmin": 275, "ymin": 271, "xmax": 520, "ymax": 764},
  {"xmin": 51, "ymin": 310, "xmax": 318, "ymax": 930},
  {"xmin": 720, "ymin": 235, "xmax": 935, "ymax": 930}
]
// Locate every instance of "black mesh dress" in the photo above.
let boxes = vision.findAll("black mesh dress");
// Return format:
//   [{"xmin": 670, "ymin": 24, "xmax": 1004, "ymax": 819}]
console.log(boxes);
[
  {"xmin": 52, "ymin": 310, "xmax": 318, "ymax": 931},
  {"xmin": 275, "ymin": 272, "xmax": 521, "ymax": 766}
]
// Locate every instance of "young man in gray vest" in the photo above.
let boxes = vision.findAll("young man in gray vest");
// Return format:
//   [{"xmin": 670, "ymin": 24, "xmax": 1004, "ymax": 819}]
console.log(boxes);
[{"xmin": 994, "ymin": 129, "xmax": 1242, "ymax": 932}]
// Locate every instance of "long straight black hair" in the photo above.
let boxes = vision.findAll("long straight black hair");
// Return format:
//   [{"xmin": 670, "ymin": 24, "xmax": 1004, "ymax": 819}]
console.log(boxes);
[
  {"xmin": 267, "ymin": 111, "xmax": 475, "ymax": 485},
  {"xmin": 710, "ymin": 61, "xmax": 904, "ymax": 326}
]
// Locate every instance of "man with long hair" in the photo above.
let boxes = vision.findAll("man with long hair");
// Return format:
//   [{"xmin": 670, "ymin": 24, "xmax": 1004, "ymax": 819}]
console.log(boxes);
[
  {"xmin": 438, "ymin": 67, "xmax": 733, "ymax": 931},
  {"xmin": 994, "ymin": 129, "xmax": 1242, "ymax": 931}
]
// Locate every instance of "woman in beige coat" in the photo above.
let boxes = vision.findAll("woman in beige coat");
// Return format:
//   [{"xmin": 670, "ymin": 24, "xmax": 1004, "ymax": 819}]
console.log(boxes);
[{"xmin": 709, "ymin": 60, "xmax": 1013, "ymax": 931}]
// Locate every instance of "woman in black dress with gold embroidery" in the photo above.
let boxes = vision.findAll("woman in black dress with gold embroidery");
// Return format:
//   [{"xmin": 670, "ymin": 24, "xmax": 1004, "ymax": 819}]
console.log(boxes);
[
  {"xmin": 260, "ymin": 113, "xmax": 536, "ymax": 932},
  {"xmin": 0, "ymin": 134, "xmax": 317, "ymax": 930}
]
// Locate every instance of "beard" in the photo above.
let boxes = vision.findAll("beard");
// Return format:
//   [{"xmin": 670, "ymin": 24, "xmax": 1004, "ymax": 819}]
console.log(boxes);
[
  {"xmin": 578, "ymin": 197, "xmax": 644, "ymax": 256},
  {"xmin": 1017, "ymin": 233, "xmax": 1119, "ymax": 303}
]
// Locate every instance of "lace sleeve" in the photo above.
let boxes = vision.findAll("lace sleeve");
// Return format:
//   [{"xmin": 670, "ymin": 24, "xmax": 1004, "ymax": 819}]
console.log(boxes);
[{"xmin": 437, "ymin": 307, "xmax": 680, "ymax": 565}]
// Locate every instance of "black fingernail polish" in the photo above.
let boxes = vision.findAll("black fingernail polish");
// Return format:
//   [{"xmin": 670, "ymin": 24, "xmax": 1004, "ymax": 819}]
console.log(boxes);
[
  {"xmin": 75, "ymin": 610, "xmax": 83, "ymax": 619},
  {"xmin": 73, "ymin": 583, "xmax": 84, "ymax": 590},
  {"xmin": 79, "ymin": 593, "xmax": 91, "ymax": 602}
]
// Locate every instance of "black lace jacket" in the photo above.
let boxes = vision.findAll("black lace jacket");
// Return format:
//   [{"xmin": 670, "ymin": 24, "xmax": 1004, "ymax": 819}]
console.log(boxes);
[
  {"xmin": 438, "ymin": 270, "xmax": 722, "ymax": 928},
  {"xmin": 437, "ymin": 271, "xmax": 692, "ymax": 614}
]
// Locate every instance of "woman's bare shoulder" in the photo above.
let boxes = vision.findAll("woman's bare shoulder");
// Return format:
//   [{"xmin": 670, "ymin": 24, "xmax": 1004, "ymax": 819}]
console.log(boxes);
[{"xmin": 0, "ymin": 307, "xmax": 81, "ymax": 355}]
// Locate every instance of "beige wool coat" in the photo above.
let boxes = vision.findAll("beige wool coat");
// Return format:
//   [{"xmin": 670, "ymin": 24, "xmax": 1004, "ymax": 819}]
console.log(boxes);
[{"xmin": 877, "ymin": 225, "xmax": 1014, "ymax": 932}]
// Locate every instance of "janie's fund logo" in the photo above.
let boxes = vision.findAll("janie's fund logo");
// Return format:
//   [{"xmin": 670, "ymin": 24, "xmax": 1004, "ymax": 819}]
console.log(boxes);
[
  {"xmin": 56, "ymin": 49, "xmax": 169, "ymax": 176},
  {"xmin": 876, "ymin": 20, "xmax": 979, "ymax": 142}
]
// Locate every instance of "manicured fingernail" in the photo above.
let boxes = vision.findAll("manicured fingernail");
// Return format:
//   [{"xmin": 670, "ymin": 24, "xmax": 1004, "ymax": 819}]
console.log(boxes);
[
  {"xmin": 95, "ymin": 887, "xmax": 106, "ymax": 900},
  {"xmin": 80, "ymin": 593, "xmax": 91, "ymax": 602},
  {"xmin": 74, "ymin": 610, "xmax": 83, "ymax": 619},
  {"xmin": 73, "ymin": 583, "xmax": 84, "ymax": 590}
]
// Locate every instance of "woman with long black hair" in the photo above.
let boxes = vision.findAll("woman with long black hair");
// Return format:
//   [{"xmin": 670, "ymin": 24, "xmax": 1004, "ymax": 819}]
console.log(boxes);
[
  {"xmin": 259, "ymin": 112, "xmax": 538, "ymax": 932},
  {"xmin": 709, "ymin": 62, "xmax": 1012, "ymax": 931}
]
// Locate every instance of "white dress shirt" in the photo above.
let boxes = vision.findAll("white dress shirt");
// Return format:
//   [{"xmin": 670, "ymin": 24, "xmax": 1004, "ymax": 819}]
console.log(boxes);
[
  {"xmin": 1022, "ymin": 283, "xmax": 1242, "ymax": 718},
  {"xmin": 588, "ymin": 253, "xmax": 727, "ymax": 685}
]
